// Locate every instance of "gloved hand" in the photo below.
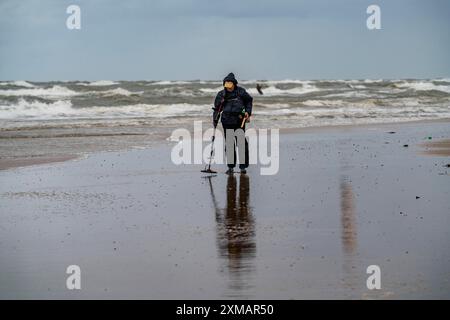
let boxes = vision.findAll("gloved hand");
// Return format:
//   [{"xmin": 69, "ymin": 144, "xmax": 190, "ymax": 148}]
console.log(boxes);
[{"xmin": 240, "ymin": 112, "xmax": 250, "ymax": 123}]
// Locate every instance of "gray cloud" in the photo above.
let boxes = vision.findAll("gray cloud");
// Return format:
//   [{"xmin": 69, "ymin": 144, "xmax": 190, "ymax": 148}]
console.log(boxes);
[{"xmin": 0, "ymin": 0, "xmax": 449, "ymax": 80}]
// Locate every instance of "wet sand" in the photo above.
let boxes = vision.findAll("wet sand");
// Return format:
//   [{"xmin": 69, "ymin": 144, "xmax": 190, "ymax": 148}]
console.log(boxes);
[
  {"xmin": 0, "ymin": 120, "xmax": 449, "ymax": 299},
  {"xmin": 420, "ymin": 139, "xmax": 450, "ymax": 157},
  {"xmin": 0, "ymin": 155, "xmax": 79, "ymax": 171}
]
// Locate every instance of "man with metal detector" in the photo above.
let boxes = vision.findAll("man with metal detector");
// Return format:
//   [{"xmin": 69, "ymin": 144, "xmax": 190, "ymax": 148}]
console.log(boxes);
[{"xmin": 212, "ymin": 73, "xmax": 253, "ymax": 174}]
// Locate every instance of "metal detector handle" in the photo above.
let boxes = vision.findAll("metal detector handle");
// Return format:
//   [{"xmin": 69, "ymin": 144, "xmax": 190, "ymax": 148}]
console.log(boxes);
[
  {"xmin": 240, "ymin": 113, "xmax": 249, "ymax": 128},
  {"xmin": 240, "ymin": 117, "xmax": 246, "ymax": 128}
]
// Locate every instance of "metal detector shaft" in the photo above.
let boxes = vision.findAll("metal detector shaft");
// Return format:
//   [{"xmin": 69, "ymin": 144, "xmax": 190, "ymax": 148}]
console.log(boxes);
[
  {"xmin": 201, "ymin": 98, "xmax": 224, "ymax": 174},
  {"xmin": 206, "ymin": 125, "xmax": 217, "ymax": 169}
]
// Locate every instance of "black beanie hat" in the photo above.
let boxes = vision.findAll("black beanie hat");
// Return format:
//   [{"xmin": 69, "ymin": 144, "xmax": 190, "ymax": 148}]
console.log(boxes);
[{"xmin": 223, "ymin": 72, "xmax": 238, "ymax": 85}]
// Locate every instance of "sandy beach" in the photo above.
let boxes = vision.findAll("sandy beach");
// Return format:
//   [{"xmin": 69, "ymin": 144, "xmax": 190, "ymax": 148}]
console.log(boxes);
[
  {"xmin": 0, "ymin": 119, "xmax": 449, "ymax": 299},
  {"xmin": 2, "ymin": 0, "xmax": 450, "ymax": 306}
]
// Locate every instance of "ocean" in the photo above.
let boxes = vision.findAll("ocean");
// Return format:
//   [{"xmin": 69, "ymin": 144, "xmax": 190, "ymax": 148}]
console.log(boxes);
[{"xmin": 1, "ymin": 79, "xmax": 450, "ymax": 160}]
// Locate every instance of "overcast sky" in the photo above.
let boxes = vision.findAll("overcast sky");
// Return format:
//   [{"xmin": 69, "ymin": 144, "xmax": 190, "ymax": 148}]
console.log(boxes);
[{"xmin": 0, "ymin": 0, "xmax": 449, "ymax": 81}]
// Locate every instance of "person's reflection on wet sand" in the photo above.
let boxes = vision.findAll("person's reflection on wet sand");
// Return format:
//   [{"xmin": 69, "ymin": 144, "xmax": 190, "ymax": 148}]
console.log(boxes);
[
  {"xmin": 340, "ymin": 175, "xmax": 359, "ymax": 292},
  {"xmin": 214, "ymin": 174, "xmax": 256, "ymax": 297},
  {"xmin": 341, "ymin": 176, "xmax": 357, "ymax": 255}
]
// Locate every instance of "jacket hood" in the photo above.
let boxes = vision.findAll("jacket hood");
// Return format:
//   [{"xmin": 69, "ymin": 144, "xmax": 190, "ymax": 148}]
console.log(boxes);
[{"xmin": 223, "ymin": 72, "xmax": 238, "ymax": 85}]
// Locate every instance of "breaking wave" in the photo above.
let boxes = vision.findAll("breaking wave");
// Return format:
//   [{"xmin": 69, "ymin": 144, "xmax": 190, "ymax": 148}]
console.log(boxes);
[
  {"xmin": 1, "ymin": 79, "xmax": 449, "ymax": 130},
  {"xmin": 0, "ymin": 98, "xmax": 209, "ymax": 120}
]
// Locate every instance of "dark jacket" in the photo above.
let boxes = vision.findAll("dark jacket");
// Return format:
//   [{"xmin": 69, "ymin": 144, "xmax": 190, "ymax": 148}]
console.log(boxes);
[{"xmin": 213, "ymin": 86, "xmax": 253, "ymax": 126}]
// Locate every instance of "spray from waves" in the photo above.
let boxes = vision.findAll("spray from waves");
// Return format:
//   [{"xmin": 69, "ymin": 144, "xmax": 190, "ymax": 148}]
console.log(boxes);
[
  {"xmin": 255, "ymin": 105, "xmax": 450, "ymax": 121},
  {"xmin": 199, "ymin": 83, "xmax": 320, "ymax": 96},
  {"xmin": 199, "ymin": 86, "xmax": 226, "ymax": 94},
  {"xmin": 0, "ymin": 86, "xmax": 80, "ymax": 97},
  {"xmin": 394, "ymin": 81, "xmax": 450, "ymax": 94},
  {"xmin": 303, "ymin": 98, "xmax": 421, "ymax": 108},
  {"xmin": 1, "ymin": 79, "xmax": 450, "ymax": 131},
  {"xmin": 102, "ymin": 88, "xmax": 143, "ymax": 96},
  {"xmin": 147, "ymin": 86, "xmax": 200, "ymax": 97},
  {"xmin": 247, "ymin": 84, "xmax": 319, "ymax": 96},
  {"xmin": 257, "ymin": 103, "xmax": 292, "ymax": 109},
  {"xmin": 0, "ymin": 99, "xmax": 74, "ymax": 120},
  {"xmin": 239, "ymin": 79, "xmax": 310, "ymax": 85},
  {"xmin": 0, "ymin": 86, "xmax": 142, "ymax": 98},
  {"xmin": 76, "ymin": 80, "xmax": 119, "ymax": 86},
  {"xmin": 0, "ymin": 81, "xmax": 36, "ymax": 88},
  {"xmin": 150, "ymin": 80, "xmax": 193, "ymax": 85},
  {"xmin": 0, "ymin": 98, "xmax": 210, "ymax": 120}
]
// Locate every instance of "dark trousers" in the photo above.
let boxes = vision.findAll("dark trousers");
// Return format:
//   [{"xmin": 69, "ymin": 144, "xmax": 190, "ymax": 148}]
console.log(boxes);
[{"xmin": 222, "ymin": 123, "xmax": 249, "ymax": 169}]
